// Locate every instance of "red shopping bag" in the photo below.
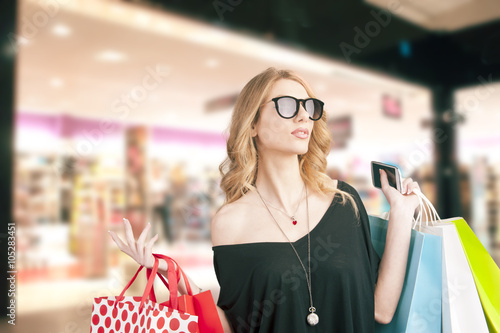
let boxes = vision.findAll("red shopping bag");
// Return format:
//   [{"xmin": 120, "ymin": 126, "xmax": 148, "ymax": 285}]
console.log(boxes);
[
  {"xmin": 90, "ymin": 256, "xmax": 199, "ymax": 332},
  {"xmin": 147, "ymin": 254, "xmax": 224, "ymax": 333},
  {"xmin": 178, "ymin": 292, "xmax": 222, "ymax": 333}
]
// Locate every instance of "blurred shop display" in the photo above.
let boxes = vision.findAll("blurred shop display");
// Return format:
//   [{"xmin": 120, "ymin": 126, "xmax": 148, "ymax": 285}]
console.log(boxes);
[
  {"xmin": 470, "ymin": 157, "xmax": 491, "ymax": 249},
  {"xmin": 328, "ymin": 115, "xmax": 352, "ymax": 150},
  {"xmin": 13, "ymin": 112, "xmax": 226, "ymax": 283},
  {"xmin": 150, "ymin": 159, "xmax": 170, "ymax": 240},
  {"xmin": 14, "ymin": 151, "xmax": 221, "ymax": 282},
  {"xmin": 14, "ymin": 154, "xmax": 81, "ymax": 281},
  {"xmin": 487, "ymin": 164, "xmax": 500, "ymax": 261},
  {"xmin": 125, "ymin": 127, "xmax": 148, "ymax": 236},
  {"xmin": 69, "ymin": 156, "xmax": 125, "ymax": 278},
  {"xmin": 14, "ymin": 154, "xmax": 60, "ymax": 226},
  {"xmin": 472, "ymin": 157, "xmax": 500, "ymax": 261},
  {"xmin": 382, "ymin": 94, "xmax": 402, "ymax": 119}
]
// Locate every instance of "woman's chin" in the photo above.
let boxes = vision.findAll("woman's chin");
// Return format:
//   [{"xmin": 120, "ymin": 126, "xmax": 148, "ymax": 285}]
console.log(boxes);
[
  {"xmin": 258, "ymin": 142, "xmax": 309, "ymax": 156},
  {"xmin": 294, "ymin": 148, "xmax": 309, "ymax": 156}
]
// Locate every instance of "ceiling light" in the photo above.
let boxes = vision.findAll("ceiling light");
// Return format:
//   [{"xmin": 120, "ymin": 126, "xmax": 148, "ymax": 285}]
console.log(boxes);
[
  {"xmin": 50, "ymin": 78, "xmax": 64, "ymax": 88},
  {"xmin": 187, "ymin": 31, "xmax": 229, "ymax": 45},
  {"xmin": 95, "ymin": 50, "xmax": 127, "ymax": 62},
  {"xmin": 135, "ymin": 12, "xmax": 151, "ymax": 26},
  {"xmin": 110, "ymin": 4, "xmax": 126, "ymax": 15},
  {"xmin": 52, "ymin": 24, "xmax": 71, "ymax": 37},
  {"xmin": 155, "ymin": 21, "xmax": 171, "ymax": 33},
  {"xmin": 17, "ymin": 36, "xmax": 30, "ymax": 46},
  {"xmin": 206, "ymin": 58, "xmax": 219, "ymax": 68}
]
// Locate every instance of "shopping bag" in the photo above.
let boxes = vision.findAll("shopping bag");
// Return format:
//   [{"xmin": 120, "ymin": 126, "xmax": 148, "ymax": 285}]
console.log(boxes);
[
  {"xmin": 419, "ymin": 222, "xmax": 488, "ymax": 332},
  {"xmin": 413, "ymin": 192, "xmax": 489, "ymax": 332},
  {"xmin": 369, "ymin": 215, "xmax": 442, "ymax": 333},
  {"xmin": 147, "ymin": 254, "xmax": 224, "ymax": 333},
  {"xmin": 90, "ymin": 256, "xmax": 199, "ymax": 333},
  {"xmin": 178, "ymin": 291, "xmax": 223, "ymax": 333},
  {"xmin": 453, "ymin": 218, "xmax": 500, "ymax": 332}
]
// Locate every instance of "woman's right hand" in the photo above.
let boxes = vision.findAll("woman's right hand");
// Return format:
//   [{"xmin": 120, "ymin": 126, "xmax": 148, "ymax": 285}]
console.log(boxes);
[
  {"xmin": 109, "ymin": 218, "xmax": 200, "ymax": 296},
  {"xmin": 108, "ymin": 218, "xmax": 158, "ymax": 269}
]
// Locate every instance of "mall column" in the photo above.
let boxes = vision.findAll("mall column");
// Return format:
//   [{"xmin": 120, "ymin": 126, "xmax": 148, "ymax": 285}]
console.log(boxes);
[
  {"xmin": 433, "ymin": 85, "xmax": 463, "ymax": 218},
  {"xmin": 0, "ymin": 1, "xmax": 17, "ymax": 319},
  {"xmin": 125, "ymin": 127, "xmax": 148, "ymax": 236}
]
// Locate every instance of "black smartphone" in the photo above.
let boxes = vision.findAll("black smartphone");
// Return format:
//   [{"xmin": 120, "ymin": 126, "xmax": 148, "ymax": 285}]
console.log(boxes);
[{"xmin": 371, "ymin": 161, "xmax": 402, "ymax": 192}]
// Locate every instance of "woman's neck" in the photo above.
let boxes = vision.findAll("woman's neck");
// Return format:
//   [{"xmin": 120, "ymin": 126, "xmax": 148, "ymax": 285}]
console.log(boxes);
[{"xmin": 254, "ymin": 152, "xmax": 305, "ymax": 213}]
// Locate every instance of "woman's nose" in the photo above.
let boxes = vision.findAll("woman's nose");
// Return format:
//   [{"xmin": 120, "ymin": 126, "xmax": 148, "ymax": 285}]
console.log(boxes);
[{"xmin": 296, "ymin": 102, "xmax": 309, "ymax": 121}]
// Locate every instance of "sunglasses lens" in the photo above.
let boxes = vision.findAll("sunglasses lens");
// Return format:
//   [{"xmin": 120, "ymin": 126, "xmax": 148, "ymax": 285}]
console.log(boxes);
[
  {"xmin": 276, "ymin": 97, "xmax": 297, "ymax": 118},
  {"xmin": 305, "ymin": 99, "xmax": 323, "ymax": 120}
]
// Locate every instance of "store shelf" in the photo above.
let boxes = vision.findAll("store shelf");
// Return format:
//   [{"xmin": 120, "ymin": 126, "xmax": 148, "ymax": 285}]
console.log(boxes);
[
  {"xmin": 489, "ymin": 166, "xmax": 500, "ymax": 251},
  {"xmin": 14, "ymin": 154, "xmax": 61, "ymax": 225}
]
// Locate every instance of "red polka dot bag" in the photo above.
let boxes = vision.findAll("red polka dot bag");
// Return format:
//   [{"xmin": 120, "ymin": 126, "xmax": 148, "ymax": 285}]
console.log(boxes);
[
  {"xmin": 90, "ymin": 255, "xmax": 199, "ymax": 333},
  {"xmin": 153, "ymin": 254, "xmax": 223, "ymax": 333}
]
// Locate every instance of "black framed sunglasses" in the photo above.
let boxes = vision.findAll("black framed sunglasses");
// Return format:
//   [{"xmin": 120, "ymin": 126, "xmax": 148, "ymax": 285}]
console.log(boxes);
[{"xmin": 269, "ymin": 96, "xmax": 324, "ymax": 121}]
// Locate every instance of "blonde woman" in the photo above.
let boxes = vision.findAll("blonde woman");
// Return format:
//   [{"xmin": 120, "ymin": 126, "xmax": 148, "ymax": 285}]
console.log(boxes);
[{"xmin": 109, "ymin": 67, "xmax": 420, "ymax": 332}]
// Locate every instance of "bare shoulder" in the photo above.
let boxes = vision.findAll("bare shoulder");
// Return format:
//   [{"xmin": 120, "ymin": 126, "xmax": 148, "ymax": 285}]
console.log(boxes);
[
  {"xmin": 211, "ymin": 194, "xmax": 255, "ymax": 246},
  {"xmin": 322, "ymin": 177, "xmax": 338, "ymax": 193},
  {"xmin": 331, "ymin": 178, "xmax": 338, "ymax": 190}
]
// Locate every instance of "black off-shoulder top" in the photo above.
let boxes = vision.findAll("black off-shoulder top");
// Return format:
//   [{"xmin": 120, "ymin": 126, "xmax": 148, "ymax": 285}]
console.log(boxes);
[{"xmin": 213, "ymin": 181, "xmax": 380, "ymax": 333}]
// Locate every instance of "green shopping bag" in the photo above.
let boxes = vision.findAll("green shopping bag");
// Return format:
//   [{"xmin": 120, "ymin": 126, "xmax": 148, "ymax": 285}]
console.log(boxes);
[{"xmin": 453, "ymin": 218, "xmax": 500, "ymax": 332}]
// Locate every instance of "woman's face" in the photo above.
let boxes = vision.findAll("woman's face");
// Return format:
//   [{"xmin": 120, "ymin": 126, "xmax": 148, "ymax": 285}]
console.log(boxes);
[{"xmin": 251, "ymin": 79, "xmax": 314, "ymax": 157}]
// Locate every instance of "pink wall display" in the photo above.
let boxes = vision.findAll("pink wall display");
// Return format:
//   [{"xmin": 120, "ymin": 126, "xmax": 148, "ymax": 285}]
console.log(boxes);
[{"xmin": 15, "ymin": 112, "xmax": 226, "ymax": 150}]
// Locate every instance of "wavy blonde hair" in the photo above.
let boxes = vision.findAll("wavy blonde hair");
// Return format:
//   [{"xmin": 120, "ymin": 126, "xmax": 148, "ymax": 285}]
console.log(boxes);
[{"xmin": 218, "ymin": 67, "xmax": 357, "ymax": 215}]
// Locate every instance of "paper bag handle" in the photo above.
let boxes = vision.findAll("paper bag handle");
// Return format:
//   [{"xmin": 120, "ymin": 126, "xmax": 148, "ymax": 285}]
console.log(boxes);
[
  {"xmin": 145, "ymin": 253, "xmax": 196, "ymax": 310},
  {"xmin": 412, "ymin": 188, "xmax": 441, "ymax": 229},
  {"xmin": 146, "ymin": 254, "xmax": 180, "ymax": 309},
  {"xmin": 116, "ymin": 256, "xmax": 160, "ymax": 310}
]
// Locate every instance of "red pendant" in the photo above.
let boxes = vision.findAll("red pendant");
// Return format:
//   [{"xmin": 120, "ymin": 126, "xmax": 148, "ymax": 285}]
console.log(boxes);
[{"xmin": 292, "ymin": 220, "xmax": 297, "ymax": 225}]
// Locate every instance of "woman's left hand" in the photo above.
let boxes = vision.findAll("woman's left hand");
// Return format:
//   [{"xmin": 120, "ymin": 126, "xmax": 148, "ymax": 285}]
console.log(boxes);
[{"xmin": 380, "ymin": 169, "xmax": 420, "ymax": 212}]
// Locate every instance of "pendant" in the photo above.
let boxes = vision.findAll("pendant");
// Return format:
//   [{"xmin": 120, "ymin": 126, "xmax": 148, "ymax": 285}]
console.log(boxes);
[
  {"xmin": 307, "ymin": 308, "xmax": 319, "ymax": 326},
  {"xmin": 291, "ymin": 216, "xmax": 297, "ymax": 225}
]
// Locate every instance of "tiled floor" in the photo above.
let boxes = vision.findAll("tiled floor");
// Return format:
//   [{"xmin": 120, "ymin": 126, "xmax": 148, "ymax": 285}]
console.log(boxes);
[{"xmin": 0, "ymin": 305, "xmax": 92, "ymax": 333}]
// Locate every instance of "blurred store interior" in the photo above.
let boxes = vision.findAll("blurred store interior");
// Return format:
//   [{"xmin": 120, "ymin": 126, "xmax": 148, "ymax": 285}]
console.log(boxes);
[{"xmin": 3, "ymin": 0, "xmax": 500, "ymax": 331}]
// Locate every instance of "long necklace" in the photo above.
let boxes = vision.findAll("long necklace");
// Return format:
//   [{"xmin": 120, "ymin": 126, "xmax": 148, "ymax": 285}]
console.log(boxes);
[
  {"xmin": 257, "ymin": 182, "xmax": 305, "ymax": 225},
  {"xmin": 255, "ymin": 184, "xmax": 319, "ymax": 326}
]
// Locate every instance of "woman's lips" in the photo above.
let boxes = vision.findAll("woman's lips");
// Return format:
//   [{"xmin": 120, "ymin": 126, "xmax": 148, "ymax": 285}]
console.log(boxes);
[{"xmin": 291, "ymin": 128, "xmax": 309, "ymax": 139}]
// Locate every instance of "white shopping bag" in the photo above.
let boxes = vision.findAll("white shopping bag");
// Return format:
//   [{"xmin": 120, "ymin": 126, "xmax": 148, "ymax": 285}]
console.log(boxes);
[{"xmin": 413, "ymin": 191, "xmax": 488, "ymax": 333}]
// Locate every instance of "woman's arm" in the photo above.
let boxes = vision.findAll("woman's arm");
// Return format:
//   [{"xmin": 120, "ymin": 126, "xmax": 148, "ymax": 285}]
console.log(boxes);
[
  {"xmin": 374, "ymin": 170, "xmax": 420, "ymax": 324},
  {"xmin": 216, "ymin": 307, "xmax": 234, "ymax": 333}
]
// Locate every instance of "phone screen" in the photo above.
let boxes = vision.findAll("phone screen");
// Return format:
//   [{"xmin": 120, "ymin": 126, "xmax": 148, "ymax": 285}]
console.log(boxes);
[{"xmin": 372, "ymin": 163, "xmax": 398, "ymax": 189}]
